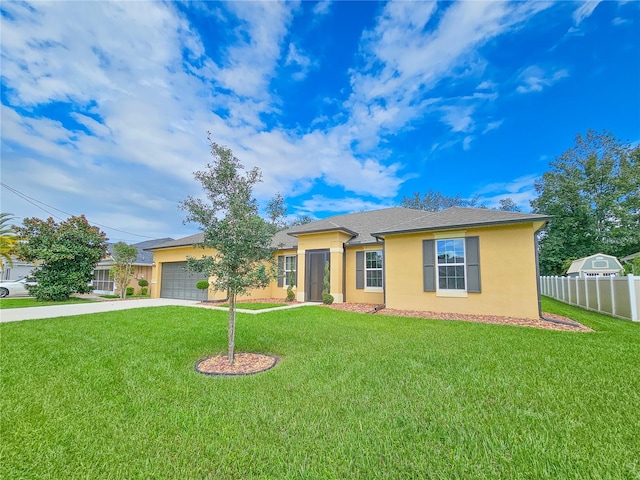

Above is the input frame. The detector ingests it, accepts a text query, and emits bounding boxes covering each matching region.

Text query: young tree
[531,130,640,275]
[111,242,138,298]
[15,215,107,301]
[180,137,277,365]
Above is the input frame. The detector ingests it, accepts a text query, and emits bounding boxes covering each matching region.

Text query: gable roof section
[286,207,427,245]
[372,207,551,237]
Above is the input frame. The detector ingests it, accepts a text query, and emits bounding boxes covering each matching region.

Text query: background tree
[531,130,639,275]
[15,215,107,301]
[498,198,521,212]
[0,213,19,271]
[400,190,482,211]
[181,137,277,365]
[111,242,138,299]
[266,193,314,231]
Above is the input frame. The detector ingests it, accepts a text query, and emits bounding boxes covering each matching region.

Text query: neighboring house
[92,238,173,295]
[566,253,624,278]
[1,257,36,281]
[148,207,550,320]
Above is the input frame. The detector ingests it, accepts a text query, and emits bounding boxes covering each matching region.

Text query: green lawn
[1,297,638,479]
[219,302,288,310]
[0,296,98,309]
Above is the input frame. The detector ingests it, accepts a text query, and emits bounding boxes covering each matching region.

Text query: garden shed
[566,253,623,277]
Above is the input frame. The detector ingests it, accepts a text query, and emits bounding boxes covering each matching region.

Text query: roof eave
[372,216,552,237]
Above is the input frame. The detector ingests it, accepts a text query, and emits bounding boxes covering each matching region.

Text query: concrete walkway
[0,298,318,323]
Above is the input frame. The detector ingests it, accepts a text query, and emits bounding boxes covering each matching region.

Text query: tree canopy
[181,137,278,364]
[15,215,107,301]
[531,130,640,275]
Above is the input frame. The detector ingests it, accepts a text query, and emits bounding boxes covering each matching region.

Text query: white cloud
[516,65,570,94]
[313,0,332,17]
[474,174,539,211]
[573,1,602,25]
[285,43,317,81]
[345,1,552,147]
[297,195,393,215]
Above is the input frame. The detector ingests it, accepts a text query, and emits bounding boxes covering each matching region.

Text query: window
[365,251,383,288]
[284,255,297,287]
[423,237,480,294]
[93,269,114,291]
[437,239,466,290]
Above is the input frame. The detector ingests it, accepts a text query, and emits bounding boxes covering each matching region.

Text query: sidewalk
[0,298,317,323]
[0,298,201,323]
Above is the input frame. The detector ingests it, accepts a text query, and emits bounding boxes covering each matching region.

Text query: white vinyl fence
[540,275,639,322]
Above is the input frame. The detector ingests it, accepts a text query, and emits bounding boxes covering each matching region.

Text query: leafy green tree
[531,130,640,275]
[181,137,277,365]
[0,212,19,270]
[111,242,138,299]
[15,216,107,301]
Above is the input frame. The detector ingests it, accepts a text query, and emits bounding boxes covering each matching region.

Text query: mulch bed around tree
[196,353,279,376]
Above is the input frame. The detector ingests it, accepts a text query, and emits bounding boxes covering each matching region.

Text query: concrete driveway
[0,298,203,323]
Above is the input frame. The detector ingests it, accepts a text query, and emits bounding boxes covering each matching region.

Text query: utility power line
[1,182,155,239]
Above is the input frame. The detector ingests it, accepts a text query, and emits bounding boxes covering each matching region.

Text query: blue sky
[1,1,638,243]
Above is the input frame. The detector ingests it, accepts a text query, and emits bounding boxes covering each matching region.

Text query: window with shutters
[423,236,480,295]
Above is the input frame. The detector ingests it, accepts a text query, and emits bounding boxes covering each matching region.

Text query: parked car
[0,278,36,298]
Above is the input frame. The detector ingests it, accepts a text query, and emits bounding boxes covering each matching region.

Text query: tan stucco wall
[344,245,385,305]
[295,231,352,302]
[151,245,296,301]
[383,223,541,319]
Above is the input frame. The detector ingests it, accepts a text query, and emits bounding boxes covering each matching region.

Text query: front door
[306,250,330,302]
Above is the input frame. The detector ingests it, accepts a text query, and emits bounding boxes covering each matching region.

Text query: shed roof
[566,253,623,274]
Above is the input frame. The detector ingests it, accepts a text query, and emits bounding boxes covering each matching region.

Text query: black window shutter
[356,251,364,289]
[423,240,435,292]
[466,236,481,293]
[277,256,284,287]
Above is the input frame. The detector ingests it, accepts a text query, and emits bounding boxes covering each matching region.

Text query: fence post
[595,276,601,313]
[610,275,616,317]
[584,277,589,311]
[629,275,638,322]
[575,276,579,306]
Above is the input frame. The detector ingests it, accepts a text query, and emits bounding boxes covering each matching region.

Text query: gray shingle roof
[101,237,174,266]
[146,233,205,251]
[372,207,551,236]
[148,207,551,253]
[286,207,427,245]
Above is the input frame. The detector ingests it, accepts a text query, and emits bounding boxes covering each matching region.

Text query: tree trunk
[228,292,236,365]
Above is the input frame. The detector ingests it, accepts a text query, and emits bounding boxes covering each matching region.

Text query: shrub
[322,261,333,304]
[286,286,295,302]
[322,292,334,304]
[137,279,149,288]
[196,280,210,290]
[126,287,134,297]
[140,287,148,296]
